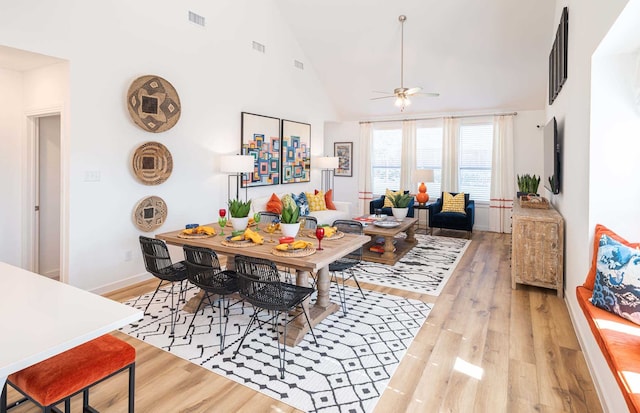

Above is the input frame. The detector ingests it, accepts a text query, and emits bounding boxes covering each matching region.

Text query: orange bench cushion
[8,334,135,406]
[577,286,640,413]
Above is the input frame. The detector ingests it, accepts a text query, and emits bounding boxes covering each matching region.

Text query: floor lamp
[414,169,434,205]
[220,155,254,201]
[316,156,339,194]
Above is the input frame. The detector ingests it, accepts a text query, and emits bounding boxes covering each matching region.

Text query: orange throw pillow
[584,224,640,290]
[325,189,336,210]
[266,193,282,214]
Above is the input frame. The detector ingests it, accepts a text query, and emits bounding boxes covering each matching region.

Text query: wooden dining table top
[156,223,371,273]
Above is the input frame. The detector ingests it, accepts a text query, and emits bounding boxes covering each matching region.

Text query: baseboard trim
[90,271,153,295]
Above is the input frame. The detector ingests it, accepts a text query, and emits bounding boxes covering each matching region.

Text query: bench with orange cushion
[576,224,640,413]
[1,334,135,413]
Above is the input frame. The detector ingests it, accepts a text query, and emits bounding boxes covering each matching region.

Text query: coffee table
[361,216,418,265]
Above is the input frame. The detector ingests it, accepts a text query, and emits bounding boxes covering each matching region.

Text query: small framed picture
[334,142,353,177]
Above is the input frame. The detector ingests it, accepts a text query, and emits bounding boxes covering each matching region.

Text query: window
[371,126,402,195]
[416,123,443,198]
[458,122,493,202]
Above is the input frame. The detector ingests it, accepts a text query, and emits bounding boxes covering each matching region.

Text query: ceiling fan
[371,15,439,111]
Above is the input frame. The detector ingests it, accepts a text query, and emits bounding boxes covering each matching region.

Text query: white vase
[230,216,249,231]
[391,207,408,221]
[280,222,301,238]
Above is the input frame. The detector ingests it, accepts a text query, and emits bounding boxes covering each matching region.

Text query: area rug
[353,233,470,296]
[121,285,431,413]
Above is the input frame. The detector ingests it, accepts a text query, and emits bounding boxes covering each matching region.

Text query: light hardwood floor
[4,231,603,412]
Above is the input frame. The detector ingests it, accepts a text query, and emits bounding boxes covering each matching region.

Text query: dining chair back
[183,245,239,353]
[138,236,188,336]
[232,255,318,378]
[329,220,366,314]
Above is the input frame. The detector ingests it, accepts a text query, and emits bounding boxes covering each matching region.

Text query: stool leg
[128,364,135,413]
[1,382,7,413]
[83,389,89,409]
[64,397,70,412]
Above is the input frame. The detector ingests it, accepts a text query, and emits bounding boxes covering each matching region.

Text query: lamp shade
[415,169,434,183]
[220,155,254,173]
[316,156,339,169]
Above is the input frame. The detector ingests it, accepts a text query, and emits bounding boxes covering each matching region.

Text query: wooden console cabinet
[511,200,564,297]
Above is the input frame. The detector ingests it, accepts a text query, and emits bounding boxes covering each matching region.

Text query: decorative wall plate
[132,141,173,185]
[133,196,167,232]
[127,75,181,133]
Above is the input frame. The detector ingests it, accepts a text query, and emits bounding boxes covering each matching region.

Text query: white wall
[324,110,545,230]
[0,68,23,266]
[546,0,632,411]
[0,0,337,291]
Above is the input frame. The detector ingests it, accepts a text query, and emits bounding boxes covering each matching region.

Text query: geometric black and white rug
[121,284,431,412]
[353,234,470,296]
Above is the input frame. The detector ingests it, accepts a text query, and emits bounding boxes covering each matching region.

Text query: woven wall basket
[127,75,181,133]
[132,141,173,185]
[132,196,167,232]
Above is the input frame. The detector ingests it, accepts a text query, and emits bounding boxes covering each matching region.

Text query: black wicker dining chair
[183,245,239,354]
[138,236,189,336]
[329,219,366,314]
[232,255,318,379]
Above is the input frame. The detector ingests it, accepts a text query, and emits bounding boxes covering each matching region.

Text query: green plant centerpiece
[280,203,300,224]
[517,174,540,195]
[228,199,251,231]
[279,204,301,238]
[390,193,412,208]
[228,199,251,218]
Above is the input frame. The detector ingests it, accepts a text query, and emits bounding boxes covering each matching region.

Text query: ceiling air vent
[188,11,205,26]
[294,60,304,70]
[252,41,266,54]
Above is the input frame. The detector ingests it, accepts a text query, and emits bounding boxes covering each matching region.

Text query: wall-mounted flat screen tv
[543,117,560,194]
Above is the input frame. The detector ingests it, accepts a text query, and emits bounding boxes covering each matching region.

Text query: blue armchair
[428,192,474,238]
[369,191,415,218]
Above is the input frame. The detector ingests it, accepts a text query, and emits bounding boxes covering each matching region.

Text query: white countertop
[0,262,142,382]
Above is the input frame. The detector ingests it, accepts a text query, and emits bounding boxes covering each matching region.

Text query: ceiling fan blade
[414,92,440,97]
[372,90,393,95]
[405,87,422,95]
[370,95,395,100]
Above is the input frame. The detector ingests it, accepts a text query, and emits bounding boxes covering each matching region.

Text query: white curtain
[441,117,460,193]
[489,115,515,233]
[401,120,416,190]
[358,122,373,215]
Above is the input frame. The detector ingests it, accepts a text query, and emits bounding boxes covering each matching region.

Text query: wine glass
[218,209,227,236]
[315,227,325,251]
[265,222,276,243]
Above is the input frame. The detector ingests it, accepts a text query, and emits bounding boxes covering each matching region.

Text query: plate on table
[373,220,400,228]
[220,236,255,247]
[303,229,345,240]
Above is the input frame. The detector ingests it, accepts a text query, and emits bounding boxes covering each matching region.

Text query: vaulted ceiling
[275,0,557,120]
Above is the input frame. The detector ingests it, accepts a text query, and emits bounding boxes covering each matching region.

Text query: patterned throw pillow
[591,235,640,325]
[306,191,327,212]
[265,193,282,214]
[383,189,401,208]
[281,194,296,212]
[290,192,310,216]
[442,192,466,214]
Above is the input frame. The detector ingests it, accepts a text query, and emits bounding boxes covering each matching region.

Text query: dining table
[0,262,143,392]
[156,223,371,346]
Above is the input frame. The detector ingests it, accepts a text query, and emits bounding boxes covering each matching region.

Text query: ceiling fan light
[394,97,403,107]
[404,97,411,106]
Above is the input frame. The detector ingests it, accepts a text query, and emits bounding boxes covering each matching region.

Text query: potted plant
[228,199,251,231]
[279,203,301,238]
[516,174,540,198]
[390,192,412,221]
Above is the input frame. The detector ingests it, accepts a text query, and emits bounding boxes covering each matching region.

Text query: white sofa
[249,192,351,226]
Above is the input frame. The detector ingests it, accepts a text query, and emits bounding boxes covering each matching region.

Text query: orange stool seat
[2,334,135,413]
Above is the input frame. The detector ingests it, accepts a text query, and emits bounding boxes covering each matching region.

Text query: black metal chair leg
[279,311,286,379]
[1,383,7,413]
[301,305,318,346]
[351,269,366,299]
[128,363,135,413]
[233,310,259,359]
[142,280,164,314]
[184,294,206,338]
